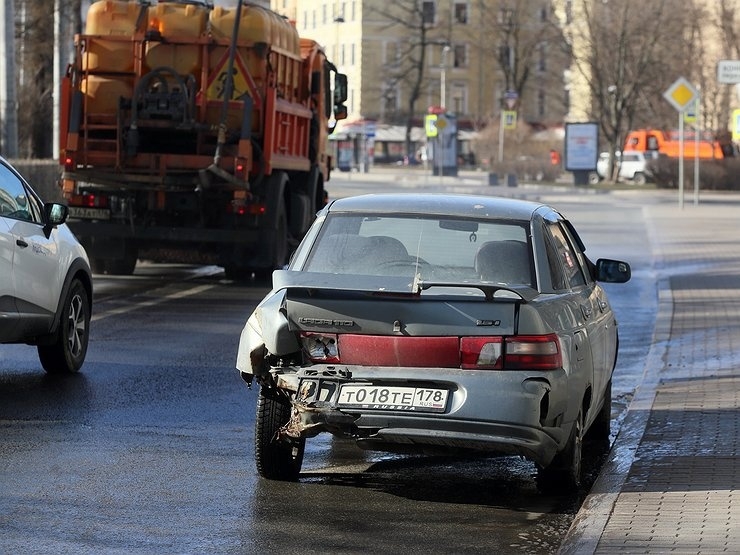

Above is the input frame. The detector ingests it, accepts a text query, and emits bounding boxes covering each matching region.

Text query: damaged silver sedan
[236,193,631,491]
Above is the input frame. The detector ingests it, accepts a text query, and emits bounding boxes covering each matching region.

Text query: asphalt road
[0,174,658,554]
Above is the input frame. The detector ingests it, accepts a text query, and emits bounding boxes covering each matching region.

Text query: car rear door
[560,221,615,400]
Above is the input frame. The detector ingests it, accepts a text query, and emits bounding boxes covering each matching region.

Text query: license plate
[337,384,448,412]
[68,207,110,220]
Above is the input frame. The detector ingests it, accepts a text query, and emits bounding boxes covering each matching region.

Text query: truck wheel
[254,388,304,481]
[536,409,583,493]
[38,279,90,374]
[105,243,138,275]
[90,258,107,274]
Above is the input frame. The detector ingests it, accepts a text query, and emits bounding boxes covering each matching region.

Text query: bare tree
[367,2,445,157]
[15,0,82,158]
[565,0,695,179]
[476,0,568,116]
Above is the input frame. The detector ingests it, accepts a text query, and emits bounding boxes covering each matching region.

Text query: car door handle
[16,238,28,248]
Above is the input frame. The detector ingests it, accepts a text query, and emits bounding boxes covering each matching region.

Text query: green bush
[651,155,740,191]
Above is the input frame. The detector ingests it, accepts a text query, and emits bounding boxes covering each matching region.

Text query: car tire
[255,388,304,481]
[588,172,600,185]
[587,379,612,442]
[633,172,646,185]
[537,409,583,493]
[38,278,90,374]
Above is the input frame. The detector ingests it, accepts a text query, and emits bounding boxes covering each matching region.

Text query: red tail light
[300,332,562,371]
[503,334,562,370]
[461,337,503,369]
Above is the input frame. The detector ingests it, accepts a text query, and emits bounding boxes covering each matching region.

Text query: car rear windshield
[303,213,533,286]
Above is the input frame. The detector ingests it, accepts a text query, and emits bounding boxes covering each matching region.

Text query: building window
[454,2,468,24]
[451,83,467,115]
[453,44,467,68]
[565,0,573,25]
[422,1,436,25]
[322,4,327,25]
[382,82,401,117]
[538,43,546,72]
[498,7,513,30]
[538,89,546,118]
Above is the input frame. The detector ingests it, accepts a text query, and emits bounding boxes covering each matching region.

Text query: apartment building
[271,1,570,137]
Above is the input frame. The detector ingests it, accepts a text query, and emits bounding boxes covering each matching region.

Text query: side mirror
[595,258,631,283]
[333,73,348,104]
[44,202,69,227]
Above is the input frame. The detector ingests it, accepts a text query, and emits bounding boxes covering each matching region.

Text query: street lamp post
[440,45,450,109]
[439,45,450,180]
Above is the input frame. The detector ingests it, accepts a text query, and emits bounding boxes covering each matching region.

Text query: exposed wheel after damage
[38,278,90,374]
[255,387,305,481]
[537,409,583,493]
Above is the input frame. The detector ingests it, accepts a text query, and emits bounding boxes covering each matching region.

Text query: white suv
[592,150,651,185]
[0,156,93,373]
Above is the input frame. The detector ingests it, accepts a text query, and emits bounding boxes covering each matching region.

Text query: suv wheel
[633,172,647,185]
[38,278,90,374]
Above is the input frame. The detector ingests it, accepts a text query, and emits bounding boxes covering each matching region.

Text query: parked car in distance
[236,193,631,491]
[0,156,93,373]
[591,150,652,185]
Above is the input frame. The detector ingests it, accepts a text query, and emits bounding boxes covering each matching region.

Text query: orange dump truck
[60,1,347,278]
[623,129,725,160]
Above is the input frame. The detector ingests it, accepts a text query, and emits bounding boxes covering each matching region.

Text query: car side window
[0,163,38,223]
[546,222,586,288]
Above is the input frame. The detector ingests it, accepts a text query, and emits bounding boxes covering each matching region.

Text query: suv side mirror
[44,202,69,226]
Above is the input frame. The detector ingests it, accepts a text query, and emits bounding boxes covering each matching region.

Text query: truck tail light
[68,193,109,208]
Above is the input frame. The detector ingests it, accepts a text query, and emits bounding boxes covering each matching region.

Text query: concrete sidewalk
[560,194,740,553]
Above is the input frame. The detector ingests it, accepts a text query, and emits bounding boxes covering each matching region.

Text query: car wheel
[537,409,583,493]
[588,172,600,185]
[38,279,90,374]
[633,172,646,185]
[255,388,304,481]
[587,379,612,442]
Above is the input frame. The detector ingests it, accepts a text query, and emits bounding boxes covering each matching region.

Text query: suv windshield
[304,214,533,286]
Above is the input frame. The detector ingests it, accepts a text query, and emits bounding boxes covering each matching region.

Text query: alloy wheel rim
[66,293,86,357]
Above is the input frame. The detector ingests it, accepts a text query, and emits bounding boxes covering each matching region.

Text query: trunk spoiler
[272,270,538,302]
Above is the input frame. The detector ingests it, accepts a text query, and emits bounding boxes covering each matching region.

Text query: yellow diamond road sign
[663,77,699,112]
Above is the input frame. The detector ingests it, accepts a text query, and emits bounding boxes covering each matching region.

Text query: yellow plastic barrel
[81,75,134,114]
[83,0,141,72]
[145,2,208,77]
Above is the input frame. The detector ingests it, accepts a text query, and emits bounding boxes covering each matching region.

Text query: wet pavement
[560,192,740,553]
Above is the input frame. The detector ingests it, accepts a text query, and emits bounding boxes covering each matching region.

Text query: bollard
[507,173,518,187]
[488,173,499,186]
